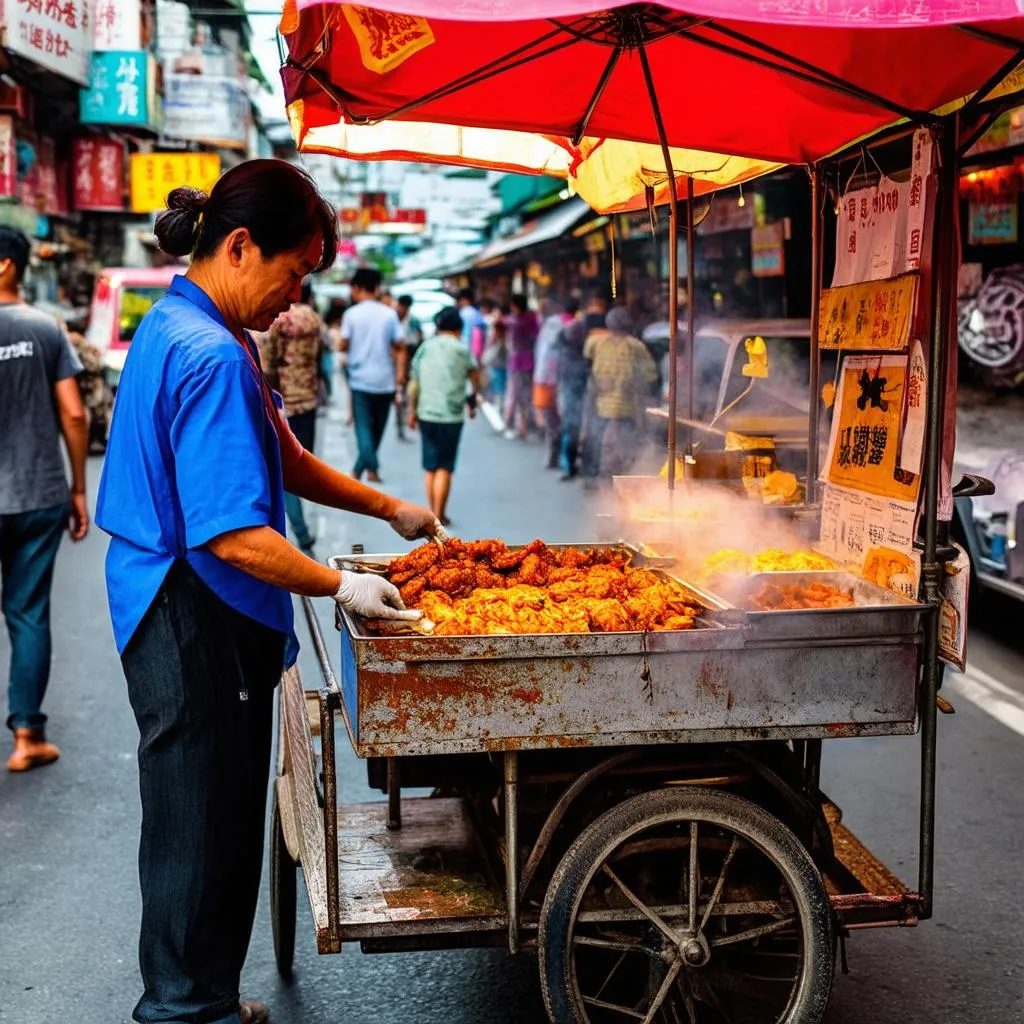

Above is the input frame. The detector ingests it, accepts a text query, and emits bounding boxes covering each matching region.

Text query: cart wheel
[270,792,297,980]
[538,787,833,1024]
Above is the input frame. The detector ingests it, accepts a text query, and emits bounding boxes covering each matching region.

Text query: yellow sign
[824,354,919,504]
[129,153,222,214]
[342,5,435,75]
[819,273,918,351]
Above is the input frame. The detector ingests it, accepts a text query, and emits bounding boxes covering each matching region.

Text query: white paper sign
[899,339,927,475]
[817,483,917,565]
[92,0,140,51]
[3,0,94,85]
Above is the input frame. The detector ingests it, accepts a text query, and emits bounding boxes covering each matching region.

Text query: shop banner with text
[3,0,93,85]
[72,137,124,211]
[129,152,221,213]
[819,273,918,351]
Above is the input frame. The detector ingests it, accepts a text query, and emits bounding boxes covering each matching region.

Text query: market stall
[269,1,1023,1020]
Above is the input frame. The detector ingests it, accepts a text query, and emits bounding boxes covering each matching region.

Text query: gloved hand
[388,500,443,541]
[334,571,423,621]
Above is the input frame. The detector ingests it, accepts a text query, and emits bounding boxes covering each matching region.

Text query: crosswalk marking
[948,663,1024,738]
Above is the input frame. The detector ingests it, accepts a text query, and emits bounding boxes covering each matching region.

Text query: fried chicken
[384,540,703,635]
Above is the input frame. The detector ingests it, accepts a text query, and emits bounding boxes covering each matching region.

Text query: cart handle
[300,595,342,698]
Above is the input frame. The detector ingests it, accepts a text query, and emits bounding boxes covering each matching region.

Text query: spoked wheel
[539,788,833,1024]
[270,791,297,980]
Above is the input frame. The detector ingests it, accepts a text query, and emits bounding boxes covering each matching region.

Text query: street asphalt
[1,394,1023,1024]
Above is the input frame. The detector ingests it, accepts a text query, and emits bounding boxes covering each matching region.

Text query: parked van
[87,267,180,388]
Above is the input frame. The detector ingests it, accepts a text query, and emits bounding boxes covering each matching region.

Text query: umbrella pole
[638,47,680,493]
[807,165,824,503]
[686,175,696,460]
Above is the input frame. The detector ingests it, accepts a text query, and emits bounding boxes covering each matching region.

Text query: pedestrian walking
[0,226,89,772]
[581,305,659,489]
[503,293,539,439]
[457,287,487,359]
[534,299,576,469]
[340,267,407,482]
[325,300,351,424]
[68,323,114,453]
[95,161,440,1024]
[557,287,608,479]
[260,278,324,554]
[407,306,481,525]
[481,299,508,406]
[393,294,424,442]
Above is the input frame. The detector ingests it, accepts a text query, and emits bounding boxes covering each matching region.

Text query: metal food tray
[697,570,927,642]
[326,548,923,758]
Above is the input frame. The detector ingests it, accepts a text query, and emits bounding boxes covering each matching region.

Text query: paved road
[2,400,1023,1024]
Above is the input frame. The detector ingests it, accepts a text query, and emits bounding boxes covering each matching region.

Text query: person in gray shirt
[0,226,89,772]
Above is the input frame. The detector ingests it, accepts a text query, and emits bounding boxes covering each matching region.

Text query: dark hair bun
[154,186,209,257]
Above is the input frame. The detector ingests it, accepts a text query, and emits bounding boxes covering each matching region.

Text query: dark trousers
[559,378,587,475]
[350,389,394,476]
[121,561,285,1024]
[0,501,67,731]
[284,409,316,548]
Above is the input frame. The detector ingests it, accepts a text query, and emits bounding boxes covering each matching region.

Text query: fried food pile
[387,540,703,635]
[697,547,836,584]
[746,581,855,611]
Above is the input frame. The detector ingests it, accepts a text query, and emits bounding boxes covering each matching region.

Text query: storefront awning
[473,198,589,267]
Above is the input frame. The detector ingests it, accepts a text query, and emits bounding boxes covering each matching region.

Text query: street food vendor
[95,161,436,1024]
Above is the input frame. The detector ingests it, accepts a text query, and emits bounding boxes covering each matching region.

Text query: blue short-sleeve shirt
[96,275,298,666]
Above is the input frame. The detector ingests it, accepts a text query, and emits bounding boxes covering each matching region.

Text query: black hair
[352,267,382,293]
[300,278,314,305]
[479,298,496,312]
[0,226,30,281]
[154,159,337,272]
[435,306,463,333]
[510,293,529,313]
[457,287,475,304]
[589,284,614,307]
[397,294,414,307]
[325,300,347,326]
[565,297,581,317]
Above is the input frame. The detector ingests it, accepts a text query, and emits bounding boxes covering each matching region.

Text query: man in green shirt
[408,307,481,526]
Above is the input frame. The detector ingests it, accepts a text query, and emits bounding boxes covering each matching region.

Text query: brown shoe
[7,728,60,772]
[366,470,383,484]
[239,1000,270,1024]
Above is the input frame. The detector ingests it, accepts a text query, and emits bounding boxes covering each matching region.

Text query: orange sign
[819,273,918,351]
[824,354,919,504]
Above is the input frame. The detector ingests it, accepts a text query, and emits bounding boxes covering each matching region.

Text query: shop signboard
[819,273,918,351]
[751,222,785,278]
[2,0,94,85]
[0,116,15,198]
[162,73,249,149]
[967,200,1019,245]
[81,51,155,128]
[339,205,427,234]
[36,137,66,216]
[92,0,140,50]
[72,137,125,212]
[129,152,221,213]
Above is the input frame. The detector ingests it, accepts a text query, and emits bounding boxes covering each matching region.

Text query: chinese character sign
[72,137,125,211]
[81,50,151,127]
[824,354,919,505]
[0,117,15,198]
[819,273,918,351]
[6,0,94,86]
[92,0,140,49]
[129,153,221,213]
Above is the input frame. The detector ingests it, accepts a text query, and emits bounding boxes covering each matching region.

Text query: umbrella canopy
[282,2,1024,168]
[288,109,782,212]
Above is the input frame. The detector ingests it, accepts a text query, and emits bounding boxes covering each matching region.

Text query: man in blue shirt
[96,162,440,1024]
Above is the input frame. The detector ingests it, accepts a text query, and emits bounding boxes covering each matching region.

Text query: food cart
[270,2,1022,1019]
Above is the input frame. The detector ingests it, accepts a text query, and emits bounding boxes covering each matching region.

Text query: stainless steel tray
[696,570,926,642]
[326,550,923,757]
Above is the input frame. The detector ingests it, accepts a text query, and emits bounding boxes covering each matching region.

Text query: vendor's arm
[209,526,338,596]
[277,410,440,539]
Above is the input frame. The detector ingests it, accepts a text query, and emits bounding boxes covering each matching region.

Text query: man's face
[240,234,322,332]
[397,301,411,318]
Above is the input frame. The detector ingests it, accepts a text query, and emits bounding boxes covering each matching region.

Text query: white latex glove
[334,571,423,621]
[388,500,443,541]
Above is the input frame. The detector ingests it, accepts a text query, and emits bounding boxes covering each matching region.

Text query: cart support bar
[504,751,520,955]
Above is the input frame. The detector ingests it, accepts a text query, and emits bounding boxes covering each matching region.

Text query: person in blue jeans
[340,267,407,482]
[0,226,89,772]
